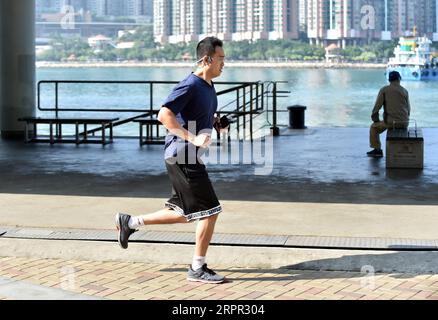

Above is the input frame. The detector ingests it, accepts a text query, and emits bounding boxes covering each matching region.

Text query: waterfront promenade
[36,60,386,69]
[1,127,438,300]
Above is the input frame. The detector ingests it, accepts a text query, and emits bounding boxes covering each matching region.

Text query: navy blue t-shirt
[162,73,218,159]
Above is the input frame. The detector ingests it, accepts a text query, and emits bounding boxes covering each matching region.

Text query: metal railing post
[236,89,240,140]
[262,82,266,110]
[250,84,253,141]
[243,86,246,140]
[256,83,259,111]
[271,81,280,136]
[55,82,59,137]
[37,82,41,111]
[55,82,59,118]
[150,83,153,115]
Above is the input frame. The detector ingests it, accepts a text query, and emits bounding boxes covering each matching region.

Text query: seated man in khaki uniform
[367,71,411,157]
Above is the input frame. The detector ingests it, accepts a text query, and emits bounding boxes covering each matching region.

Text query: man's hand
[190,133,211,148]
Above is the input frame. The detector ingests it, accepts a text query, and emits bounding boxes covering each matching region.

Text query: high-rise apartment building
[392,0,437,38]
[100,0,123,16]
[299,0,307,31]
[36,0,153,17]
[36,0,62,14]
[306,0,438,46]
[435,0,438,40]
[153,0,299,43]
[154,0,171,42]
[37,0,98,15]
[36,0,438,42]
[426,0,438,40]
[268,0,298,40]
[307,0,380,47]
[125,0,153,16]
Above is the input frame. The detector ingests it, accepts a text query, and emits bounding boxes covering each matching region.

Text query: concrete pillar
[0,0,36,139]
[435,0,438,41]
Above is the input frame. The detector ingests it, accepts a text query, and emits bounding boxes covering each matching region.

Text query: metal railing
[262,81,290,131]
[37,79,287,141]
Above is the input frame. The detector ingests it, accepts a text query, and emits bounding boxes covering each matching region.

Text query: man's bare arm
[157,107,211,147]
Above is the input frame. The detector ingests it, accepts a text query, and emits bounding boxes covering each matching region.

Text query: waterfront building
[36,0,153,18]
[298,0,307,33]
[391,0,437,39]
[36,0,62,14]
[307,0,391,47]
[306,0,438,47]
[153,0,299,44]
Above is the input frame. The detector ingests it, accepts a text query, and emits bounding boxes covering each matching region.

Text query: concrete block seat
[386,128,424,169]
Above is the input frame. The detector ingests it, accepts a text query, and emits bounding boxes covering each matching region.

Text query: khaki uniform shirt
[371,83,411,128]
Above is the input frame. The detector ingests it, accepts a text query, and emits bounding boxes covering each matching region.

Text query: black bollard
[270,126,280,136]
[288,105,307,129]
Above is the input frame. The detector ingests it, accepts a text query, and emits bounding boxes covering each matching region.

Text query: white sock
[192,256,206,271]
[128,216,144,229]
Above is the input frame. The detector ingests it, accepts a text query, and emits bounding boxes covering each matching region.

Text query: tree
[120,25,156,49]
[37,26,399,63]
[353,51,377,62]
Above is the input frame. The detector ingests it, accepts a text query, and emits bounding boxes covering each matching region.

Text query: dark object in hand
[219,115,230,128]
[214,115,230,132]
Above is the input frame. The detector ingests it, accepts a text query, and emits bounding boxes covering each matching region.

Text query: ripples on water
[36,67,438,136]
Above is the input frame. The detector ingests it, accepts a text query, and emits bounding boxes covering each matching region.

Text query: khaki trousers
[369,121,389,149]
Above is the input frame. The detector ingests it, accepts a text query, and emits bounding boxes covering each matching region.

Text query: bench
[133,117,166,146]
[133,115,234,146]
[18,117,119,145]
[386,128,424,169]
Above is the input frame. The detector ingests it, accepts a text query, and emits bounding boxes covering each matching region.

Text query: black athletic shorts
[164,161,222,222]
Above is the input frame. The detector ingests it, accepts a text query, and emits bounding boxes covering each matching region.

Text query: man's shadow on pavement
[161,250,438,282]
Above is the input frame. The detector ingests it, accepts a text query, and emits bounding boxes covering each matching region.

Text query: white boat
[386,36,438,81]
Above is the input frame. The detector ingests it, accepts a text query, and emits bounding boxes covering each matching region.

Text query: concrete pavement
[0,274,102,300]
[0,255,437,300]
[2,193,438,239]
[1,128,438,299]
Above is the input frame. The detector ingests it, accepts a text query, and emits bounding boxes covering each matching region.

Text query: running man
[115,37,227,284]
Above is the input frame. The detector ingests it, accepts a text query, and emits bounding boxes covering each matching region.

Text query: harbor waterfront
[36,66,438,135]
[36,61,386,69]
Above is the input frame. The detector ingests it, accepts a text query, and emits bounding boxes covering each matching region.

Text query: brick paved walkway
[0,256,438,300]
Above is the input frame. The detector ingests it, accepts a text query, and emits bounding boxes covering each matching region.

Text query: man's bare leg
[139,208,189,225]
[194,214,219,257]
[116,208,188,249]
[187,214,225,283]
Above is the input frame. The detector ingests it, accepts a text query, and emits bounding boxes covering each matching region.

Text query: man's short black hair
[196,37,223,60]
[388,71,401,82]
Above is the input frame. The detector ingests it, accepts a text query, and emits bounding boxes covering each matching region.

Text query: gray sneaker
[187,264,225,284]
[115,213,136,249]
